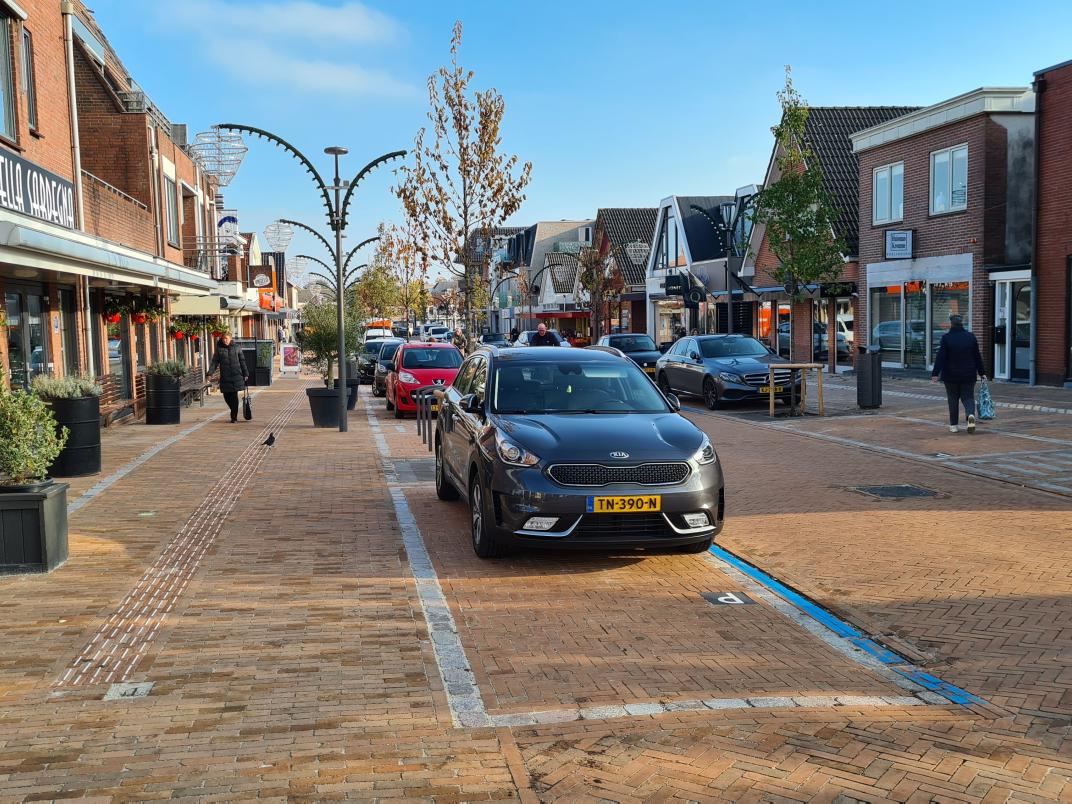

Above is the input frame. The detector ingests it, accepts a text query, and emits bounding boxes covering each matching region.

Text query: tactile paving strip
[55,390,305,688]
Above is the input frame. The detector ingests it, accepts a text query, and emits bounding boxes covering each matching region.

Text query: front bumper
[717,377,802,402]
[486,461,724,549]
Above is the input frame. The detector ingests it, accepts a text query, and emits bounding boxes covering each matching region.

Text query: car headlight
[399,371,418,384]
[693,434,717,465]
[718,371,744,384]
[495,430,540,467]
[376,363,387,374]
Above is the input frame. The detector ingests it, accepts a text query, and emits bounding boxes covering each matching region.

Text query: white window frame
[872,161,903,225]
[164,176,179,246]
[930,144,968,215]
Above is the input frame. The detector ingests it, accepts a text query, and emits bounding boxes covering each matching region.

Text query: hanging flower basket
[173,330,184,340]
[132,312,147,325]
[107,313,122,324]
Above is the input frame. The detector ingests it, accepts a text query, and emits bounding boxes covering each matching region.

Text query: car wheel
[435,437,459,501]
[677,535,714,553]
[658,373,672,396]
[703,377,721,410]
[469,473,502,559]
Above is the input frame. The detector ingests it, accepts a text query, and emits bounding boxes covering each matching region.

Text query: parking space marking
[363,399,972,729]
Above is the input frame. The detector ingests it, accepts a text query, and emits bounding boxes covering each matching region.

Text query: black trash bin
[857,345,882,409]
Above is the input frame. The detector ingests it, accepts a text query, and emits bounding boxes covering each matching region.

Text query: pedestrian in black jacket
[530,323,559,347]
[210,334,248,423]
[930,314,986,434]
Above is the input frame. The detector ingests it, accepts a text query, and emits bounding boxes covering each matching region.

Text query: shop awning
[0,215,218,294]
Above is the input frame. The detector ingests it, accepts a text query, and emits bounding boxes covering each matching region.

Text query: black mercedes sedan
[596,333,662,378]
[434,346,724,558]
[655,334,800,410]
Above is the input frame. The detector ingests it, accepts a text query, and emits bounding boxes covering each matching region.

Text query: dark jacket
[210,342,248,393]
[530,331,559,347]
[931,326,984,383]
[451,333,468,353]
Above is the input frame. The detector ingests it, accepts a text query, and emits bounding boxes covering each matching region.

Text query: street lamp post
[219,122,404,432]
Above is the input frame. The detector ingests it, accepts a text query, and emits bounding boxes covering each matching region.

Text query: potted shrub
[31,375,103,477]
[255,341,274,387]
[295,301,360,426]
[0,372,70,572]
[145,360,186,425]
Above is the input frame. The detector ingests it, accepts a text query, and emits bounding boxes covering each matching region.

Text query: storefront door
[1012,282,1031,381]
[904,281,927,369]
[4,290,50,388]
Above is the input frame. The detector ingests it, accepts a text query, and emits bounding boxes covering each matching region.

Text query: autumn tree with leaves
[576,246,626,339]
[751,67,845,299]
[396,21,532,331]
[376,221,429,334]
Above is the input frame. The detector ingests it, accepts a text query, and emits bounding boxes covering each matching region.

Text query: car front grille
[743,369,793,387]
[570,513,676,540]
[547,462,690,487]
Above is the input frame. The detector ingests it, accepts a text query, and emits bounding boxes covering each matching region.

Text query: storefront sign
[0,147,76,229]
[249,264,276,291]
[884,230,913,259]
[280,343,301,374]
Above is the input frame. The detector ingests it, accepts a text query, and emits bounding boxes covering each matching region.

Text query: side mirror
[460,393,484,415]
[690,352,701,362]
[666,393,682,412]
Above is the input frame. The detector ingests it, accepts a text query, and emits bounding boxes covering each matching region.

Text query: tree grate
[850,484,941,500]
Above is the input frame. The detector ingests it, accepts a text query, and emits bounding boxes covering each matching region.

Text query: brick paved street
[0,377,1069,800]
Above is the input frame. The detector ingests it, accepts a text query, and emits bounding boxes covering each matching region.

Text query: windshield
[362,341,385,354]
[608,335,656,353]
[493,360,668,414]
[379,342,402,360]
[699,337,770,358]
[402,347,462,369]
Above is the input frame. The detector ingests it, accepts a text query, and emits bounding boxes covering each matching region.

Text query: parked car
[434,346,724,558]
[596,333,661,376]
[372,339,404,397]
[424,326,451,343]
[512,329,571,347]
[656,334,801,410]
[479,332,511,347]
[386,342,464,418]
[358,337,403,384]
[777,322,851,361]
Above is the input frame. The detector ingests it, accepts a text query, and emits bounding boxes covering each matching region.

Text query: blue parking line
[708,544,987,708]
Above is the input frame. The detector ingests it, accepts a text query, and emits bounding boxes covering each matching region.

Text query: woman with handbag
[930,314,986,434]
[209,333,249,423]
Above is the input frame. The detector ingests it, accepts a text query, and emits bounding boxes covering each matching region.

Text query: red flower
[174,331,184,340]
[132,313,147,324]
[107,313,121,324]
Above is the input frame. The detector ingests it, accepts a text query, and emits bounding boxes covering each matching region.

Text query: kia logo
[609,451,629,459]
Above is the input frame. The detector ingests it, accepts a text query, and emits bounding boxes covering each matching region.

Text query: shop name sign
[885,230,913,260]
[0,148,76,229]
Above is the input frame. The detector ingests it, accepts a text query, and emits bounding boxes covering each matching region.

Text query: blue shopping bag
[977,378,995,420]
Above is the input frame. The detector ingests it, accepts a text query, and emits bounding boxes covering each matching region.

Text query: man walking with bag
[930,314,986,434]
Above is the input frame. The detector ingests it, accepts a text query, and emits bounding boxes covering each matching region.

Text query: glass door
[904,281,927,369]
[870,286,902,364]
[1012,282,1031,381]
[4,292,26,387]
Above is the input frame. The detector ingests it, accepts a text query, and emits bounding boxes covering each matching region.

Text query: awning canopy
[0,214,218,294]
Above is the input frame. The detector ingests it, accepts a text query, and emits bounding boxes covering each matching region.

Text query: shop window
[873,162,903,224]
[21,27,36,132]
[931,145,968,214]
[59,289,79,376]
[0,17,15,141]
[930,281,969,357]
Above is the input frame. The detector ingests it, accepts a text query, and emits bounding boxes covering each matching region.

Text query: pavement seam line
[822,382,1072,415]
[66,390,264,517]
[364,398,955,730]
[55,389,305,689]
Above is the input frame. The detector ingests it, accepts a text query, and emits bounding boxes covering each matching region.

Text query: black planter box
[0,481,69,573]
[306,386,341,428]
[333,378,360,410]
[146,374,181,425]
[255,366,272,387]
[48,396,102,477]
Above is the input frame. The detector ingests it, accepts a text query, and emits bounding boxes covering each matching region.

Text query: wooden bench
[180,367,211,407]
[97,373,134,427]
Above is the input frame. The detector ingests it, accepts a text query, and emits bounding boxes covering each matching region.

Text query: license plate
[643,366,656,374]
[586,495,661,513]
[430,403,439,413]
[759,385,784,393]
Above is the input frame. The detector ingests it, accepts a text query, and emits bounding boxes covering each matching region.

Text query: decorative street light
[218,122,404,432]
[263,221,294,252]
[189,127,248,187]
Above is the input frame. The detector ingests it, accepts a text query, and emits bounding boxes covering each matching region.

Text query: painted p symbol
[701,591,755,605]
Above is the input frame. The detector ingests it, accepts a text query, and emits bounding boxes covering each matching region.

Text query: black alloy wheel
[435,438,459,501]
[469,474,501,559]
[703,377,721,410]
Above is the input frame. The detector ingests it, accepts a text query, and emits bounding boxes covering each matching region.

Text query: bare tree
[396,21,532,331]
[576,246,625,338]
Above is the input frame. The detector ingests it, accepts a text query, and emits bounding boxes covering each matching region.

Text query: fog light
[524,516,558,531]
[683,512,710,528]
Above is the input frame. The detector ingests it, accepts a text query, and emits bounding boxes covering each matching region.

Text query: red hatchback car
[386,342,463,418]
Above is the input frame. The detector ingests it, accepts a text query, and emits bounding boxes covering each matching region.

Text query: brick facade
[1035,61,1072,385]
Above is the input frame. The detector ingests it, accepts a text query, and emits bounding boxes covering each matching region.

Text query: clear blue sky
[89,0,1071,273]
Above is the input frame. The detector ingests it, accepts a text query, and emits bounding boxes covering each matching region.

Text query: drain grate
[851,484,940,500]
[103,681,154,700]
[390,459,435,484]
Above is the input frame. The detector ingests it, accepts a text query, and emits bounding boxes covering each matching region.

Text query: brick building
[1034,60,1072,387]
[743,107,918,369]
[851,88,1036,380]
[0,2,270,409]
